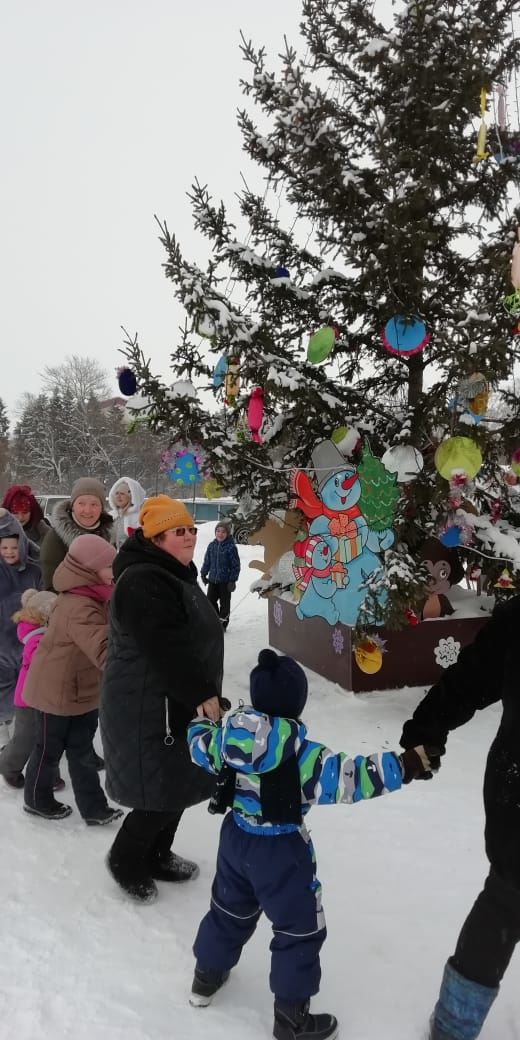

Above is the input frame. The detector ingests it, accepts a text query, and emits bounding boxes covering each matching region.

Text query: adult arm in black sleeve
[400,610,506,752]
[114,569,220,710]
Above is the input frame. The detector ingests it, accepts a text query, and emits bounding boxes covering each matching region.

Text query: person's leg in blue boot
[430,869,520,1039]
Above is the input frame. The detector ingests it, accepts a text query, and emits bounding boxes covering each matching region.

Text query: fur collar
[52,499,113,549]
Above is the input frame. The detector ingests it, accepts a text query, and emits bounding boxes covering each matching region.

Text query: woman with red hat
[1,485,49,547]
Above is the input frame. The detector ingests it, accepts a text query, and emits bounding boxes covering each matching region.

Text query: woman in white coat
[108,478,146,550]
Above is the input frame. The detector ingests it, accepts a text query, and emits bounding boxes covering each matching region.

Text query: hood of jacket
[108,477,146,517]
[16,619,43,643]
[53,554,104,593]
[51,499,113,549]
[220,706,306,775]
[113,527,198,584]
[0,508,32,569]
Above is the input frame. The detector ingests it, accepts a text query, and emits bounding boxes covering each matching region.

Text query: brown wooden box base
[267,595,489,692]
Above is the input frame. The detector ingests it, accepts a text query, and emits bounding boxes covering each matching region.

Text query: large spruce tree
[124,0,520,623]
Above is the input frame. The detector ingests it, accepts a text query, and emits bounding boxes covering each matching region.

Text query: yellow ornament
[494,568,514,590]
[473,87,488,163]
[435,437,482,481]
[465,373,489,417]
[354,639,383,675]
[203,479,222,500]
[225,359,240,405]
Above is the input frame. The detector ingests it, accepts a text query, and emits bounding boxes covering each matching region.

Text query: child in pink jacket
[0,589,57,788]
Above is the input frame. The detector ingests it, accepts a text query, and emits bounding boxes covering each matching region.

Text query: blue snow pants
[193,812,326,1002]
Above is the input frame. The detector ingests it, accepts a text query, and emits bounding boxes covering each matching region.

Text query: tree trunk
[407,353,424,408]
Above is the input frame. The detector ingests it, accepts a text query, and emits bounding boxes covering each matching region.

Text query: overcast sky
[1,0,395,420]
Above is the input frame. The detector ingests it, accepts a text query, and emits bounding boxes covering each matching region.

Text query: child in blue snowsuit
[188,648,438,1040]
[200,519,240,631]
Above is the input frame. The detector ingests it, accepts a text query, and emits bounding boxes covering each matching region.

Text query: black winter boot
[151,851,200,882]
[85,807,124,826]
[23,801,73,820]
[189,967,230,1007]
[106,829,158,904]
[273,1001,338,1040]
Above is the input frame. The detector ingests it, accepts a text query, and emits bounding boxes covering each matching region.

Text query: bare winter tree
[41,354,110,404]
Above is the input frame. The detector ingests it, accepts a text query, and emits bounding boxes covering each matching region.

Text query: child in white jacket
[108,478,146,550]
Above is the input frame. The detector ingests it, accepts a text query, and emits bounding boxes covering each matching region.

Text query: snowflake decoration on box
[332,627,344,655]
[273,601,283,627]
[433,636,461,669]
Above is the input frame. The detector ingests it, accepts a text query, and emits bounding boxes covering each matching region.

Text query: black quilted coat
[100,530,223,812]
[401,597,520,888]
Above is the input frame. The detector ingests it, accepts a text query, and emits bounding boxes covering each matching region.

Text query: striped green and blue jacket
[188,707,404,836]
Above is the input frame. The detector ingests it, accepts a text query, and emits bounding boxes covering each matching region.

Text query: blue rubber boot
[430,962,498,1040]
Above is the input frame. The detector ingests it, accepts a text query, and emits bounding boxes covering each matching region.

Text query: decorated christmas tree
[123,0,520,629]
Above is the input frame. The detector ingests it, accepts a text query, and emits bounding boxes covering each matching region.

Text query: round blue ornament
[274,265,290,279]
[380,316,429,357]
[117,368,137,396]
[439,526,461,549]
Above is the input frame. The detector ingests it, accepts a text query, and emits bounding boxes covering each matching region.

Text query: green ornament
[357,444,399,531]
[331,426,348,445]
[307,326,335,364]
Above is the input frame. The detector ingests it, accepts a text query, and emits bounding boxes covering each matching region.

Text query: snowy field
[0,523,518,1040]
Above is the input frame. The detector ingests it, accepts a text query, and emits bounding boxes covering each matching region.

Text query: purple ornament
[117,367,137,397]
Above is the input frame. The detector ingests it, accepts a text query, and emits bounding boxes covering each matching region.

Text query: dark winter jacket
[0,511,42,722]
[40,499,113,591]
[400,597,520,888]
[100,530,224,812]
[201,536,241,585]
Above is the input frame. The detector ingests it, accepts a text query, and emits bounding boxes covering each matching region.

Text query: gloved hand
[400,745,443,784]
[219,696,232,716]
[201,575,208,586]
[227,581,236,592]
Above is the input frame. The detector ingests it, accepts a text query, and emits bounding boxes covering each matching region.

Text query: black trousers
[451,868,520,988]
[207,582,231,629]
[24,709,108,819]
[112,809,183,867]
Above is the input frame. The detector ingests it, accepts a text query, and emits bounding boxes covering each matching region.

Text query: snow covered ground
[0,524,518,1040]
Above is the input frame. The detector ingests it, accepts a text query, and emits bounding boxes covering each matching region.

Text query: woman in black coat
[100,495,226,904]
[400,597,520,1040]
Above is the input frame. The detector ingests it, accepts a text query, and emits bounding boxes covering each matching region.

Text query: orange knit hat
[139,495,194,539]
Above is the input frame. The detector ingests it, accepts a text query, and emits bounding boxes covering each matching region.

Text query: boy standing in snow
[200,519,240,631]
[187,649,438,1040]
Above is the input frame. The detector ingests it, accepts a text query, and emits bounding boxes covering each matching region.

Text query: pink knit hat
[68,534,116,571]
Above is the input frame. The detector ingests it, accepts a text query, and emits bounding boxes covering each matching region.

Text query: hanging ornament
[197,315,217,339]
[489,498,502,525]
[494,567,514,590]
[439,525,463,549]
[457,373,489,417]
[225,359,240,406]
[511,449,520,476]
[247,387,264,444]
[511,237,520,291]
[213,355,228,388]
[380,315,429,357]
[382,444,424,483]
[353,635,386,675]
[117,367,137,397]
[511,320,520,336]
[166,449,200,486]
[503,290,520,317]
[331,426,362,458]
[473,87,488,163]
[405,608,419,627]
[273,265,290,280]
[496,82,507,131]
[203,478,223,500]
[504,469,518,487]
[307,326,336,364]
[435,437,482,481]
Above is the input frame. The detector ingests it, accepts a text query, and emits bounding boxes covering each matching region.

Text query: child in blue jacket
[200,519,240,631]
[187,648,438,1040]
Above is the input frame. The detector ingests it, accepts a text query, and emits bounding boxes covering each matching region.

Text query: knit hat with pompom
[249,648,308,720]
[17,588,58,623]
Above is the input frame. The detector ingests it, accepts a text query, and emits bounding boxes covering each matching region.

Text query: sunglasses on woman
[170,526,197,537]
